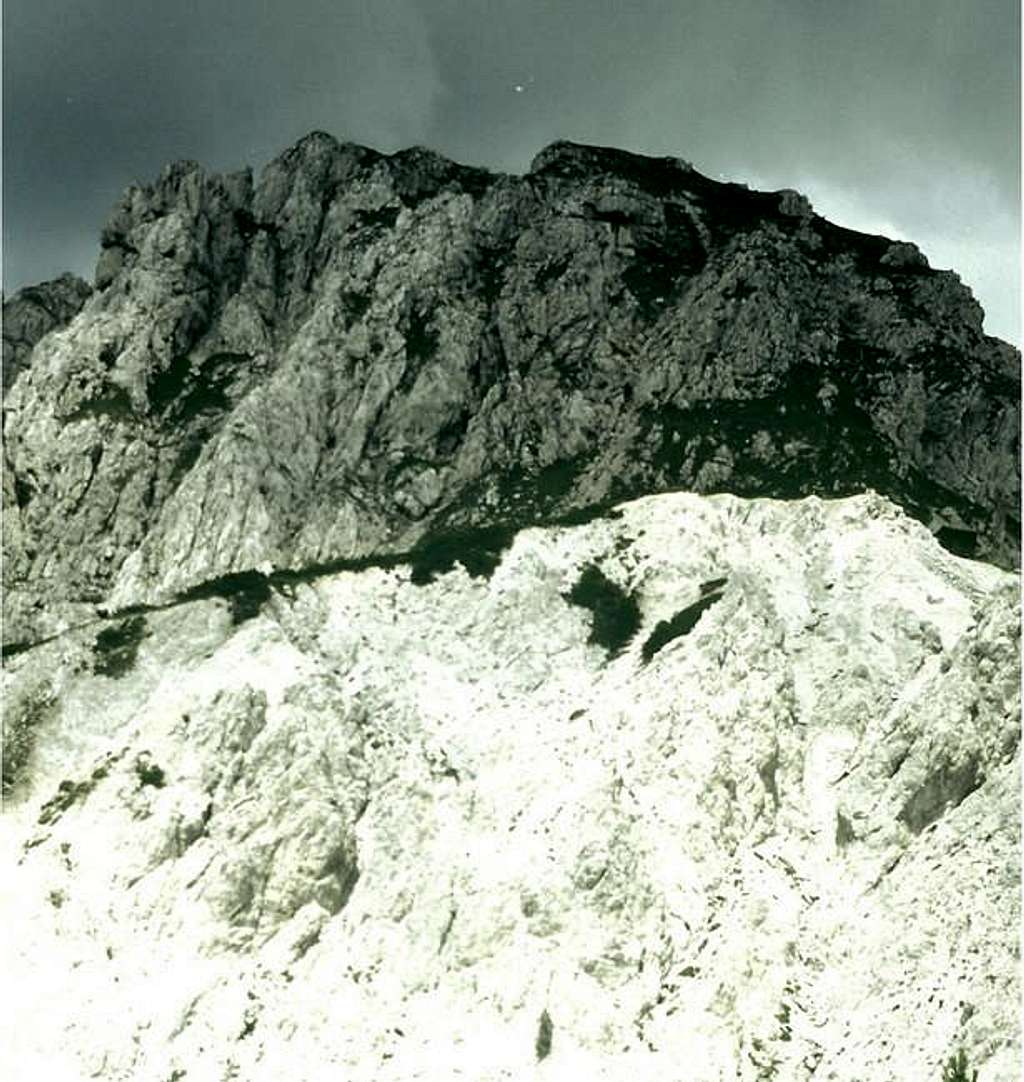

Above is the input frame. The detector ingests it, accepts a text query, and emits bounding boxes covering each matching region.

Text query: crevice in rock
[642,587,725,663]
[897,756,984,834]
[438,907,457,953]
[62,385,136,424]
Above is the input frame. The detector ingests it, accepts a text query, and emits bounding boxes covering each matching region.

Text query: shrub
[535,1009,553,1061]
[93,615,147,678]
[134,754,166,789]
[2,687,56,795]
[407,524,516,585]
[942,1049,978,1082]
[564,565,640,657]
[37,758,114,826]
[178,570,272,626]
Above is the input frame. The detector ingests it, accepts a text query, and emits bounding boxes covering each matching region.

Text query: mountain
[1,132,1018,648]
[1,134,1019,1081]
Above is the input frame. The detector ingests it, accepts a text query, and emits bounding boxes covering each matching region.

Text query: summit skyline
[3,0,1020,342]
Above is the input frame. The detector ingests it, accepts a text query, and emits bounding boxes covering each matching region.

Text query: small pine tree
[941,1049,978,1082]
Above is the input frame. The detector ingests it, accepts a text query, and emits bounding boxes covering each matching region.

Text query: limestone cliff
[1,134,1020,1082]
[2,134,1018,646]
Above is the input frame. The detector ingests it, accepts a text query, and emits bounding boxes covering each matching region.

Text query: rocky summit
[1,132,1019,647]
[1,134,1020,1081]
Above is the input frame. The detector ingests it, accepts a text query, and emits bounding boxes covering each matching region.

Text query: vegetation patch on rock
[563,565,641,657]
[535,1009,553,1061]
[942,1048,978,1082]
[93,615,148,678]
[2,686,56,795]
[408,524,518,585]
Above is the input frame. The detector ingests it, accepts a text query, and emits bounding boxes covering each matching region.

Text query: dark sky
[4,0,1020,341]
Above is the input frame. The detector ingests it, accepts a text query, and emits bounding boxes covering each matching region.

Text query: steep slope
[2,492,1018,1081]
[2,134,1018,646]
[2,272,92,390]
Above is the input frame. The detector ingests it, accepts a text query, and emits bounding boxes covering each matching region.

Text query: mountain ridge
[2,131,1019,648]
[1,133,1019,1081]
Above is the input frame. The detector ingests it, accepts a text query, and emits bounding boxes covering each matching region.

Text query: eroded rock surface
[2,134,1019,645]
[2,134,1019,1081]
[1,492,1018,1081]
[2,272,93,390]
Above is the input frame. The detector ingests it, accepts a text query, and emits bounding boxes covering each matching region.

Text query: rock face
[2,272,92,390]
[2,134,1020,1081]
[1,133,1019,645]
[2,492,1018,1081]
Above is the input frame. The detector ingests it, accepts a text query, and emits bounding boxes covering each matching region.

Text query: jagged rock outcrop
[2,133,1020,1081]
[2,492,1018,1081]
[2,133,1019,646]
[2,272,92,390]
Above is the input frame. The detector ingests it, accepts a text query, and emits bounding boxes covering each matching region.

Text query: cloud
[409,0,1018,338]
[4,0,1017,340]
[3,0,442,290]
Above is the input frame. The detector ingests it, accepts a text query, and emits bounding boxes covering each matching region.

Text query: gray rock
[2,272,92,390]
[2,133,1019,649]
[880,240,929,270]
[1,132,1018,1082]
